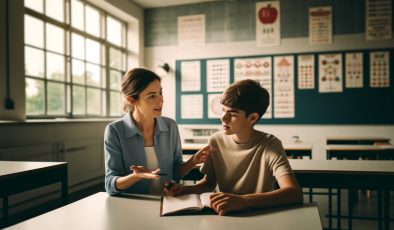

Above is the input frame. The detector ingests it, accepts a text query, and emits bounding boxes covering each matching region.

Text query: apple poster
[256,1,280,47]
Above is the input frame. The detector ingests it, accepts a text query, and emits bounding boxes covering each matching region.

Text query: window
[24,0,126,117]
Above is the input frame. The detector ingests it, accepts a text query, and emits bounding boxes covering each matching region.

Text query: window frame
[24,0,127,119]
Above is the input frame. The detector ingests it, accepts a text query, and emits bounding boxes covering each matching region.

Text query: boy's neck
[232,128,256,144]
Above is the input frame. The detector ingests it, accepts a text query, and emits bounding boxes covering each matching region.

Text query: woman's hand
[164,181,184,197]
[210,192,248,216]
[193,146,216,165]
[130,165,161,179]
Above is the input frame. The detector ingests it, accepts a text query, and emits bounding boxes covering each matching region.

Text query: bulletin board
[175,48,394,125]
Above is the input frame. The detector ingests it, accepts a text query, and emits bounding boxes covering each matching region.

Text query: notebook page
[199,192,213,208]
[162,194,201,215]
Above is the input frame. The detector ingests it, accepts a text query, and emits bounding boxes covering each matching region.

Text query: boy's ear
[248,112,259,125]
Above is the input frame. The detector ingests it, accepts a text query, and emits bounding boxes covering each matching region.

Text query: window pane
[72,59,85,84]
[86,5,100,37]
[47,52,65,81]
[72,33,85,59]
[86,63,101,87]
[73,86,85,115]
[25,0,43,13]
[71,0,84,31]
[109,70,122,90]
[46,23,65,53]
[26,78,45,115]
[87,88,101,115]
[86,39,100,64]
[109,47,122,70]
[25,15,44,48]
[25,47,44,78]
[110,91,121,116]
[46,0,64,22]
[48,82,65,114]
[106,16,122,46]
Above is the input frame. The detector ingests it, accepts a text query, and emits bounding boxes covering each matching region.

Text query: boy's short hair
[220,79,269,121]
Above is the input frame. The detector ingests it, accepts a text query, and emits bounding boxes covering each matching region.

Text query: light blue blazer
[104,113,183,195]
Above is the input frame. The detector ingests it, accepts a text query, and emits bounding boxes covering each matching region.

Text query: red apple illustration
[258,4,278,24]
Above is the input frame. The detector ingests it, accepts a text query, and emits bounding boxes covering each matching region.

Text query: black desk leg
[329,188,332,229]
[337,188,341,230]
[309,188,313,202]
[348,189,353,230]
[384,190,389,230]
[3,195,8,227]
[61,168,68,205]
[378,190,382,230]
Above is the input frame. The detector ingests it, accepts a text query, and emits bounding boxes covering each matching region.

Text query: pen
[157,173,167,176]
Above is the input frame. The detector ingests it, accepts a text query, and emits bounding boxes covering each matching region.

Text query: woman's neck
[131,111,155,133]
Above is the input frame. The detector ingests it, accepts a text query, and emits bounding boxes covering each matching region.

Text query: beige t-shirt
[200,130,293,195]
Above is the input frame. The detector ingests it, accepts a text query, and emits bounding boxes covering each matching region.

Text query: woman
[104,68,213,195]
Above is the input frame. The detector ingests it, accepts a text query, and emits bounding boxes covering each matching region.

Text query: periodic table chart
[175,48,394,125]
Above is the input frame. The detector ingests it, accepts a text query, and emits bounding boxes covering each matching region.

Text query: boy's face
[220,105,255,136]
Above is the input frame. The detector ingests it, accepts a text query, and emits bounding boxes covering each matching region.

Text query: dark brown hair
[121,68,161,112]
[220,79,269,121]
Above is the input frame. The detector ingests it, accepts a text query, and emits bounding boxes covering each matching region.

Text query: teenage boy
[166,79,303,215]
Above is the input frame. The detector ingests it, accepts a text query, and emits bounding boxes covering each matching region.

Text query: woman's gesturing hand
[130,165,161,179]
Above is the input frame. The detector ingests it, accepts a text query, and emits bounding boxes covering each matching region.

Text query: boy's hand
[130,165,160,179]
[210,192,247,216]
[164,181,184,196]
[193,146,216,165]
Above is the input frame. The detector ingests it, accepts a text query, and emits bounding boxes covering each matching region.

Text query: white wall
[145,34,394,159]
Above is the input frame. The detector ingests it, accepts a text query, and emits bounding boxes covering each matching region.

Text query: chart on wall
[274,56,295,118]
[318,53,343,93]
[345,52,363,88]
[234,57,272,119]
[175,48,394,124]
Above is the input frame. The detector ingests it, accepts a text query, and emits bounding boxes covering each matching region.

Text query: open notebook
[160,192,213,216]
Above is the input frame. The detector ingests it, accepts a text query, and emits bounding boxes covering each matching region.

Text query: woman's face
[132,80,163,117]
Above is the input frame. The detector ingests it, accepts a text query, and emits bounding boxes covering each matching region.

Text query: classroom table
[4,192,323,230]
[0,161,68,226]
[290,159,394,230]
[181,158,394,230]
[326,136,391,145]
[183,143,313,159]
[326,144,394,160]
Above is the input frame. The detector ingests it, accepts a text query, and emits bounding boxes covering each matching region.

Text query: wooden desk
[4,192,323,230]
[326,144,394,160]
[326,136,391,145]
[0,161,68,226]
[183,143,313,159]
[290,159,394,230]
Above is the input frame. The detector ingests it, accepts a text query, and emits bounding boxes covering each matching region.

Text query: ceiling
[128,0,222,9]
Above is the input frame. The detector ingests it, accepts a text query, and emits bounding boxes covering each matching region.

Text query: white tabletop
[326,144,394,151]
[5,192,323,230]
[289,159,394,174]
[0,161,67,177]
[326,136,391,141]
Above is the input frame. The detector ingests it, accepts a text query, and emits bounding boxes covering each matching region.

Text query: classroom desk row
[183,143,313,159]
[326,144,394,160]
[2,159,394,230]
